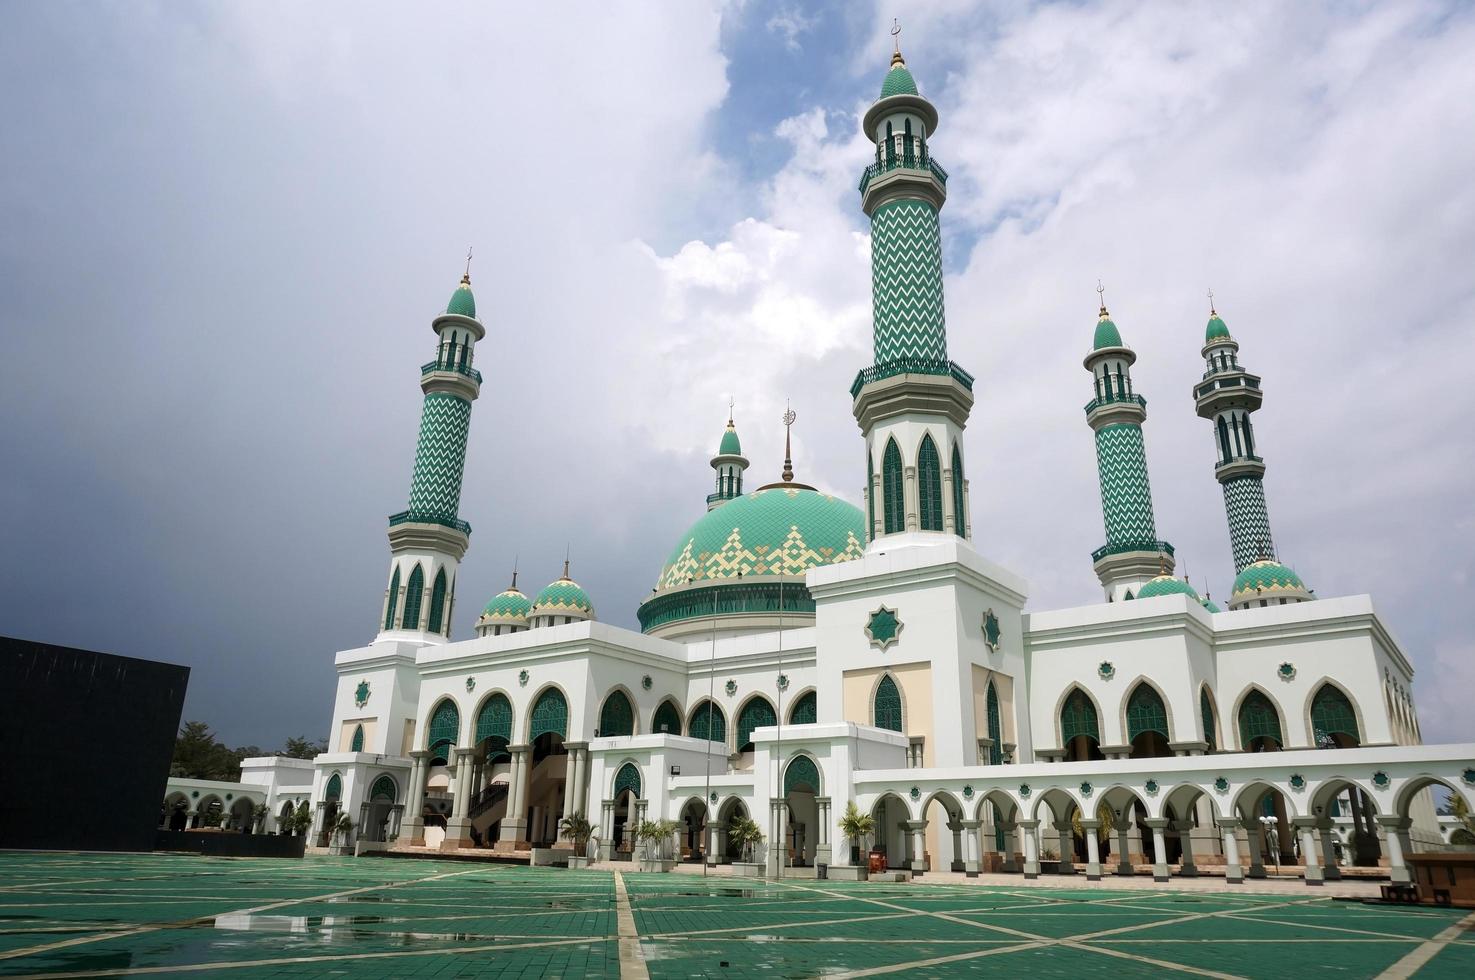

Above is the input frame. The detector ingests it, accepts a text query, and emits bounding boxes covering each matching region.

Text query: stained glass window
[951,443,966,537]
[918,434,943,531]
[1201,688,1216,751]
[875,675,903,732]
[613,762,642,798]
[369,775,396,802]
[689,701,725,744]
[529,688,568,740]
[1126,684,1169,740]
[1311,685,1359,744]
[428,699,459,764]
[599,691,635,737]
[986,682,1002,765]
[427,567,448,634]
[402,564,425,631]
[324,773,342,802]
[1060,689,1099,744]
[789,691,817,726]
[736,697,776,752]
[784,755,820,795]
[652,700,682,736]
[384,567,400,631]
[882,439,904,533]
[1238,690,1283,749]
[349,724,364,752]
[475,693,512,745]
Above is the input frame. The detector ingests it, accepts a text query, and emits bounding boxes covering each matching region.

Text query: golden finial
[1208,287,1217,316]
[890,18,905,66]
[1097,279,1109,318]
[727,397,735,428]
[461,246,473,287]
[1159,553,1170,577]
[782,401,797,483]
[562,544,571,581]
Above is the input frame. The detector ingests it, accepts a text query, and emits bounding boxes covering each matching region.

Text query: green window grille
[369,775,396,802]
[599,691,635,737]
[789,691,817,726]
[530,688,569,740]
[689,701,725,744]
[324,773,342,802]
[736,697,776,752]
[951,443,966,537]
[613,762,642,798]
[993,803,1005,852]
[917,434,943,531]
[402,564,425,631]
[784,755,820,795]
[427,567,448,634]
[475,693,513,745]
[882,438,904,533]
[428,699,459,764]
[1311,685,1360,744]
[1060,689,1100,744]
[874,675,903,732]
[1200,688,1217,751]
[986,682,1002,765]
[866,450,875,542]
[652,700,682,735]
[1238,690,1283,748]
[350,724,364,752]
[384,567,400,631]
[1126,684,1169,741]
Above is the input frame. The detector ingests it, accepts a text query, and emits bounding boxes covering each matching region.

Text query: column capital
[1215,816,1241,830]
[562,741,589,751]
[409,749,431,761]
[958,819,982,830]
[453,746,476,761]
[508,743,531,754]
[905,819,928,831]
[1016,818,1039,830]
[1052,820,1074,833]
[814,796,831,806]
[1142,817,1171,830]
[1290,816,1320,830]
[1374,815,1412,830]
[1079,819,1101,831]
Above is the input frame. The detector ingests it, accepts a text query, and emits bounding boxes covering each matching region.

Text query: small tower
[1084,291,1175,601]
[475,570,531,637]
[852,32,974,546]
[376,265,484,641]
[528,560,595,628]
[1192,299,1311,607]
[707,407,749,510]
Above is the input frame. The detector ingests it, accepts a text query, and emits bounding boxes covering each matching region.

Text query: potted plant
[728,816,765,877]
[290,802,313,837]
[560,812,594,869]
[250,803,268,834]
[331,813,354,854]
[834,802,875,880]
[636,819,680,872]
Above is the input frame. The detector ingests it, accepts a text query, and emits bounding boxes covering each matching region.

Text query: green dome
[1205,314,1230,342]
[655,487,866,591]
[1200,596,1222,613]
[1093,315,1123,350]
[447,276,476,318]
[880,63,918,99]
[479,587,530,623]
[1231,560,1307,601]
[1136,574,1200,600]
[533,576,593,615]
[718,423,742,457]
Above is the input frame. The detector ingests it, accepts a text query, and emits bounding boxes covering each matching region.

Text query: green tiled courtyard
[0,853,1471,978]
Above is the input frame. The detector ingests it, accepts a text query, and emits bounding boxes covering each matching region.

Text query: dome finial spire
[562,543,571,581]
[1097,278,1109,318]
[728,396,735,428]
[890,18,904,66]
[1207,287,1216,316]
[781,401,797,482]
[462,245,473,287]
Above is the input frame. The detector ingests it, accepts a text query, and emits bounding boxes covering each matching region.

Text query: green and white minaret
[1193,299,1311,610]
[852,34,974,546]
[707,407,748,511]
[377,266,484,640]
[1084,292,1174,601]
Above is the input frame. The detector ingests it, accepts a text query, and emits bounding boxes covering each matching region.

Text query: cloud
[766,7,819,52]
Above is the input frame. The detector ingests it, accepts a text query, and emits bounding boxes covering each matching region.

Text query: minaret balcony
[1091,540,1175,564]
[851,357,972,398]
[1214,456,1265,482]
[386,511,471,560]
[1084,392,1147,429]
[420,361,482,400]
[1195,374,1263,417]
[859,155,948,214]
[388,509,471,535]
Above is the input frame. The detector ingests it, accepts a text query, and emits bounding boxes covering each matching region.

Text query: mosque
[179,41,1473,884]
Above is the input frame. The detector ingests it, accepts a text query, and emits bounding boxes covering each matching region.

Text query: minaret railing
[858,156,949,194]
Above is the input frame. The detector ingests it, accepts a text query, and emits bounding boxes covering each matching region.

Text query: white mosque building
[208,43,1474,885]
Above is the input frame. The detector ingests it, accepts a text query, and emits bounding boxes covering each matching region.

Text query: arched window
[866,450,875,540]
[613,762,642,798]
[529,688,568,740]
[951,443,966,538]
[384,567,400,631]
[1217,416,1231,464]
[985,681,1002,765]
[784,755,820,795]
[427,568,448,634]
[349,724,364,753]
[599,691,635,738]
[369,775,396,802]
[428,700,459,765]
[882,438,904,533]
[402,564,425,631]
[1311,684,1360,747]
[475,693,512,759]
[1126,684,1169,741]
[917,434,943,531]
[1242,414,1256,456]
[324,773,342,802]
[652,700,682,736]
[1238,690,1283,750]
[1201,688,1217,752]
[1060,689,1099,745]
[789,691,817,726]
[736,697,776,753]
[874,675,903,732]
[689,701,725,744]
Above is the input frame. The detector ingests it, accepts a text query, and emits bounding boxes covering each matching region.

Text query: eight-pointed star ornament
[865,605,903,651]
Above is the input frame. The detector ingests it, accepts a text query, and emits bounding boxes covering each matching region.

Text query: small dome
[880,63,918,99]
[1200,596,1222,613]
[532,573,594,617]
[447,275,476,319]
[1205,314,1230,342]
[718,423,742,457]
[1231,560,1310,606]
[1136,574,1200,600]
[478,587,531,624]
[1093,315,1123,350]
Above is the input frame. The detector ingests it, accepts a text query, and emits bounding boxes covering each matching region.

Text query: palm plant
[635,819,681,862]
[727,815,765,863]
[559,812,593,854]
[251,803,268,833]
[837,801,876,865]
[290,801,313,836]
[332,813,354,847]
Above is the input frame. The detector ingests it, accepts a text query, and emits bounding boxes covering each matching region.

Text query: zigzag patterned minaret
[1084,293,1175,601]
[853,37,974,546]
[376,267,484,641]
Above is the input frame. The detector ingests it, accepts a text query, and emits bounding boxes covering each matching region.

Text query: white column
[814,797,832,868]
[1053,821,1075,874]
[1173,819,1198,877]
[1243,819,1267,878]
[903,465,919,531]
[1295,818,1324,885]
[1020,820,1040,879]
[949,822,965,872]
[1082,820,1102,880]
[498,744,530,847]
[599,800,616,861]
[1115,820,1133,876]
[998,820,1019,873]
[960,819,982,877]
[1378,816,1414,885]
[400,751,430,844]
[1145,818,1169,882]
[941,468,956,534]
[908,820,928,875]
[445,747,475,848]
[1218,818,1244,883]
[1318,823,1342,881]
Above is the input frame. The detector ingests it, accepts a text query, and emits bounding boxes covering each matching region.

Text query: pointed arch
[1125,681,1170,741]
[866,450,875,541]
[402,563,425,631]
[1309,681,1361,747]
[688,699,726,745]
[383,566,400,631]
[985,680,1002,764]
[427,567,448,634]
[474,691,513,757]
[1200,684,1218,752]
[652,698,683,736]
[1058,686,1102,759]
[1236,687,1284,750]
[783,754,821,795]
[324,772,342,802]
[369,774,397,802]
[882,437,904,533]
[788,689,817,726]
[873,674,903,732]
[951,442,966,537]
[349,724,364,753]
[736,695,777,753]
[598,689,636,738]
[528,686,569,741]
[612,762,642,799]
[426,698,460,764]
[917,433,943,531]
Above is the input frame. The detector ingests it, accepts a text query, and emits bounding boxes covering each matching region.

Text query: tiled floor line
[612,871,649,980]
[1375,910,1475,979]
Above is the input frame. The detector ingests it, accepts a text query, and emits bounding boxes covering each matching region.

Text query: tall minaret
[1193,298,1311,609]
[377,264,484,640]
[707,406,748,510]
[1084,290,1174,601]
[853,29,974,546]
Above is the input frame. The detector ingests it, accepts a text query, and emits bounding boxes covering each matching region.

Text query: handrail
[850,358,973,398]
[421,361,483,384]
[1083,393,1147,414]
[388,510,472,535]
[1091,541,1176,563]
[859,155,949,194]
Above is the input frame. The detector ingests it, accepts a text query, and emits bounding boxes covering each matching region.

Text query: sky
[2,1,1473,749]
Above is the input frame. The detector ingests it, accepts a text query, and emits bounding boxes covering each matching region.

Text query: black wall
[0,635,188,851]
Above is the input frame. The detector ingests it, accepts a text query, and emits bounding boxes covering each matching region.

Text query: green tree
[170,721,242,781]
[837,801,875,865]
[279,735,326,759]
